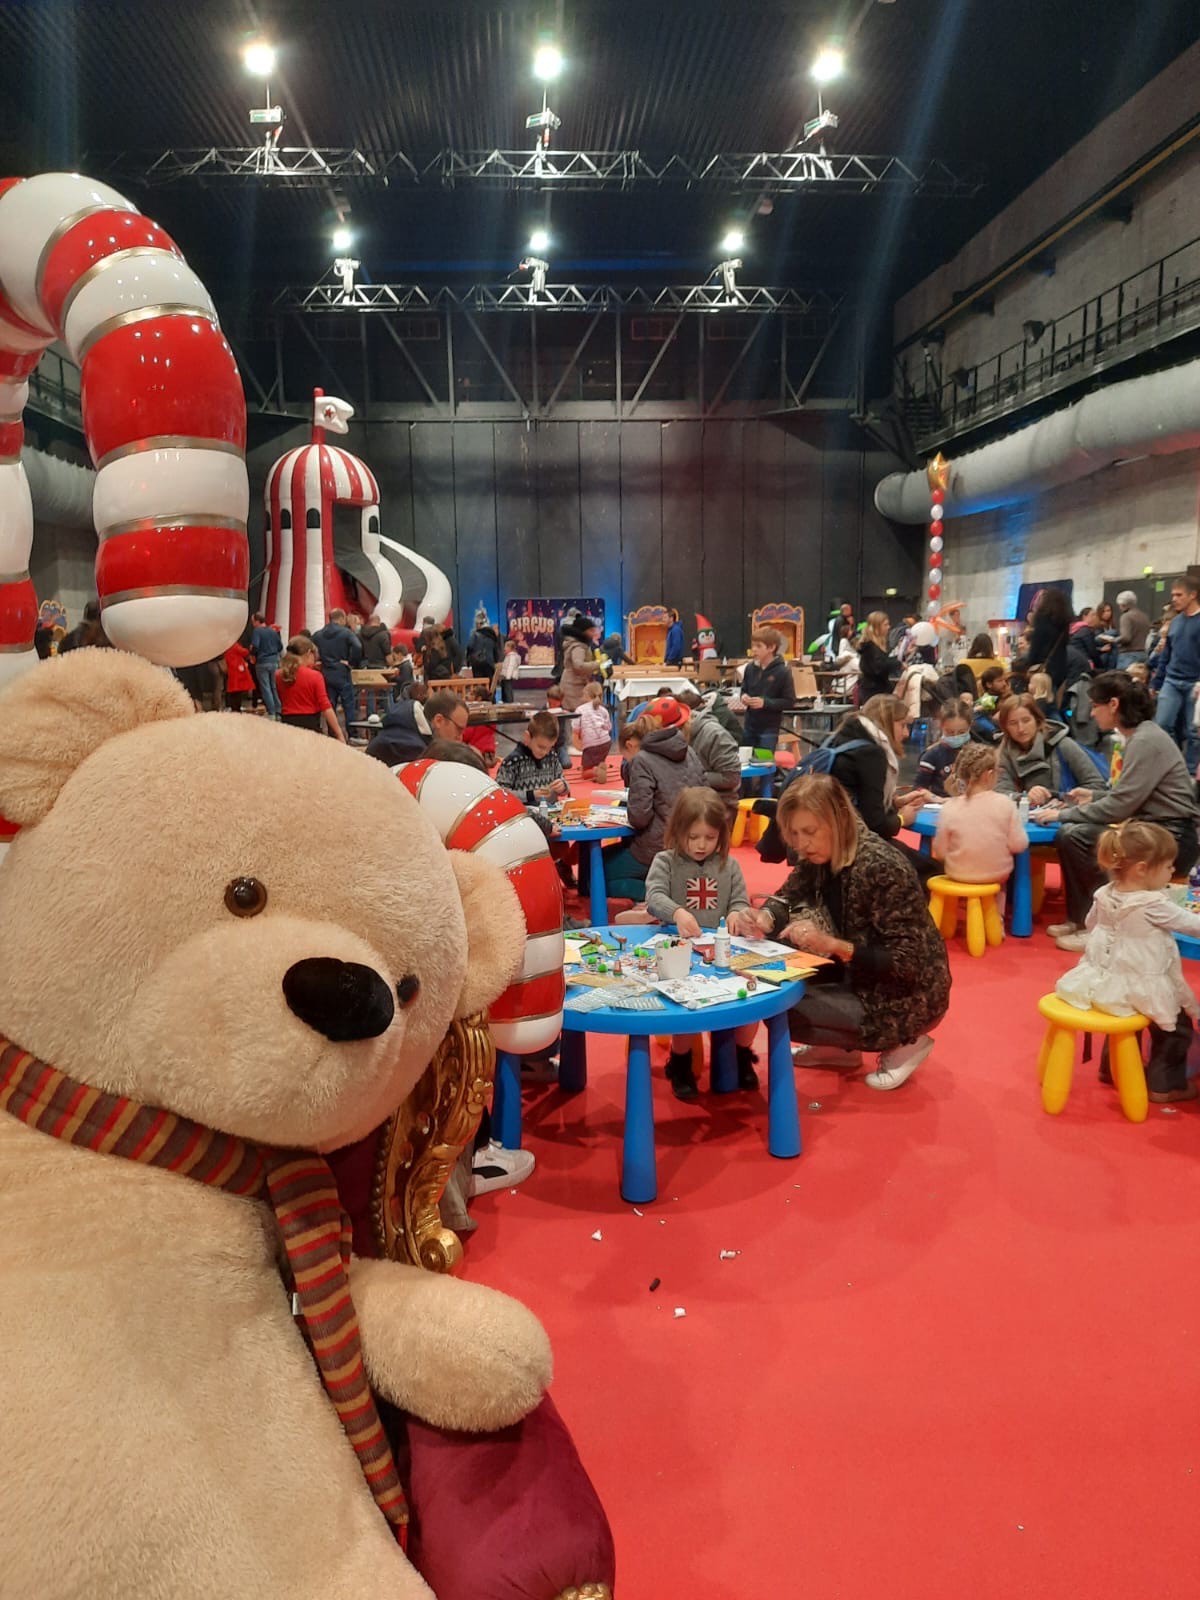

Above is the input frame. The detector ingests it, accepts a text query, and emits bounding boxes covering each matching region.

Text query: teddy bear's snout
[282,957,397,1042]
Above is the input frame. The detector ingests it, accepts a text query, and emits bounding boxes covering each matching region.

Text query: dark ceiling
[1,0,1197,328]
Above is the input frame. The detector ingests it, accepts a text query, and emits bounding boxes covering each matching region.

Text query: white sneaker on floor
[791,1044,863,1070]
[469,1141,536,1196]
[864,1035,934,1090]
[1054,929,1089,952]
[1047,920,1078,938]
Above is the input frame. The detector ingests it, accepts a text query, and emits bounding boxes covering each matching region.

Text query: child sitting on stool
[1056,820,1200,1104]
[495,710,574,888]
[933,743,1029,911]
[644,786,762,1101]
[916,703,973,797]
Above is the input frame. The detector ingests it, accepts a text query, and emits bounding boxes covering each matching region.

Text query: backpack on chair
[753,737,875,862]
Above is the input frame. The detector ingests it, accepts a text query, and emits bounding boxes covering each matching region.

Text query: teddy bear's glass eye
[225,877,268,918]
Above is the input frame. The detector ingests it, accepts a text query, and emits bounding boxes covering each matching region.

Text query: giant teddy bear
[0,649,561,1599]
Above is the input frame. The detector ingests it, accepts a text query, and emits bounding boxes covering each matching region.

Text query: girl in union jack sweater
[645,786,762,1101]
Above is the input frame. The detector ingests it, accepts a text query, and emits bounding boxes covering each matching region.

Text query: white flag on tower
[314,395,354,434]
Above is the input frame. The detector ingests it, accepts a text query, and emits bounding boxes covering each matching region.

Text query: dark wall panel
[619,422,663,617]
[744,421,786,620]
[700,421,745,652]
[781,427,823,642]
[660,420,704,648]
[820,449,862,621]
[409,425,457,615]
[535,424,582,596]
[452,423,499,624]
[579,422,622,636]
[359,421,415,552]
[493,421,540,601]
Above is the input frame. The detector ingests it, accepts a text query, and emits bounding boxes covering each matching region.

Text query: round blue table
[493,927,805,1203]
[908,805,1060,938]
[741,760,776,798]
[559,822,635,926]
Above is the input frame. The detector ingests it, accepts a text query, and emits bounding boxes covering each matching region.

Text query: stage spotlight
[243,39,277,77]
[721,229,745,254]
[533,42,564,81]
[529,228,550,253]
[332,226,353,252]
[811,45,845,83]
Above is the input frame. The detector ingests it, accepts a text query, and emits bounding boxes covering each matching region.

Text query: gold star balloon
[926,451,950,494]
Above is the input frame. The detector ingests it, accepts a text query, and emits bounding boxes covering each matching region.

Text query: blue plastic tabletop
[740,761,776,779]
[909,804,1061,847]
[559,925,806,1036]
[1176,933,1200,962]
[559,822,635,842]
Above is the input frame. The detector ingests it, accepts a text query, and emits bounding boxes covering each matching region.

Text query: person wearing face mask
[916,704,974,798]
[750,774,951,1090]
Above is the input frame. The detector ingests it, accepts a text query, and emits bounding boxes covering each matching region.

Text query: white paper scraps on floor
[591,1229,603,1241]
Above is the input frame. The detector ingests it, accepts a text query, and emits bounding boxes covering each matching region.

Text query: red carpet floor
[464,798,1200,1599]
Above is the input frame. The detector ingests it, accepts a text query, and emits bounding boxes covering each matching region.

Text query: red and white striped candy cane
[0,172,248,684]
[394,760,565,1054]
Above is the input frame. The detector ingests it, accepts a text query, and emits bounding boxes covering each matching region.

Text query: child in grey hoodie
[645,786,761,1100]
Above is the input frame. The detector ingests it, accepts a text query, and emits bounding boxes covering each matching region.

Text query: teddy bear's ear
[0,650,194,828]
[447,853,526,1018]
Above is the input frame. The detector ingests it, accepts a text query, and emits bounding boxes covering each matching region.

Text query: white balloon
[930,503,944,522]
[927,600,940,616]
[930,534,943,553]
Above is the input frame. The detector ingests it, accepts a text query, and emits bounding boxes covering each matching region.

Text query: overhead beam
[275,280,843,317]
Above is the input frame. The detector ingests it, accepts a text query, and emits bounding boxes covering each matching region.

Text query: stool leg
[941,897,959,939]
[1111,1033,1149,1123]
[1042,1026,1075,1114]
[984,895,1004,947]
[928,891,944,932]
[731,808,746,848]
[1031,859,1046,917]
[966,896,986,958]
[1037,1026,1053,1085]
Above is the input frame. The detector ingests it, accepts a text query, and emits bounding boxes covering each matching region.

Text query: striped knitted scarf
[0,1036,408,1543]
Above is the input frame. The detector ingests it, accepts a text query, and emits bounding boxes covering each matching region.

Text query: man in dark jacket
[57,600,100,654]
[466,609,503,681]
[738,626,795,753]
[311,608,363,732]
[359,614,393,668]
[250,612,283,718]
[664,609,685,667]
[364,698,429,765]
[1153,574,1200,772]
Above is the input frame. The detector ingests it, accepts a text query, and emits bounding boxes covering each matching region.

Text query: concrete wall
[945,445,1200,629]
[895,41,1200,376]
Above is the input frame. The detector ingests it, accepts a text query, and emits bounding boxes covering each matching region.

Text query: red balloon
[931,488,945,505]
[928,584,941,601]
[929,551,942,568]
[929,524,941,538]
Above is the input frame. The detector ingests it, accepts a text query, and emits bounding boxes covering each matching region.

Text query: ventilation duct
[874,354,1200,523]
[21,445,94,528]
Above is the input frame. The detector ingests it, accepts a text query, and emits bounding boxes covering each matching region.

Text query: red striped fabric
[0,1037,407,1542]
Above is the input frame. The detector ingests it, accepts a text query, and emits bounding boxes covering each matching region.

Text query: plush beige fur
[0,650,552,1600]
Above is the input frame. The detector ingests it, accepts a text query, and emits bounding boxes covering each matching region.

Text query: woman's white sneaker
[865,1035,934,1090]
[1046,920,1078,939]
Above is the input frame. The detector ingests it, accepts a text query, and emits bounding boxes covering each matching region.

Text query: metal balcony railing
[26,347,83,433]
[896,234,1200,448]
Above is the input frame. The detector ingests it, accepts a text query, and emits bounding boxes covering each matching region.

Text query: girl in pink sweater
[933,743,1029,887]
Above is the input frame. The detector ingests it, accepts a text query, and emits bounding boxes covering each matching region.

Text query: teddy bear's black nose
[282,958,396,1042]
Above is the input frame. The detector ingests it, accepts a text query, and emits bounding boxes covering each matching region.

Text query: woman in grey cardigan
[1034,673,1200,949]
[995,694,1107,804]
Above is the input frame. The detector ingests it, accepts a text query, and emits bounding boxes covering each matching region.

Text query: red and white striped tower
[0,173,248,682]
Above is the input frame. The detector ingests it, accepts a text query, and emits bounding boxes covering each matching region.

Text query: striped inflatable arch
[0,172,248,682]
[394,760,565,1054]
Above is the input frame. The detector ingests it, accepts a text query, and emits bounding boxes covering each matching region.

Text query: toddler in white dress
[1056,820,1200,1103]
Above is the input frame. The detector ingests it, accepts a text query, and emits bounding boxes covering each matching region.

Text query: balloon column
[925,450,949,617]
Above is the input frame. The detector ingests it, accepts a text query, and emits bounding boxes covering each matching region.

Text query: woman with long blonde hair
[857,610,900,701]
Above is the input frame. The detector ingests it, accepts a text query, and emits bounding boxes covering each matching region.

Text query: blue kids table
[740,760,777,798]
[559,822,635,927]
[492,927,806,1204]
[909,805,1060,938]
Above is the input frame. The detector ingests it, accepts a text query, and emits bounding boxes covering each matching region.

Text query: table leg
[492,1051,522,1149]
[588,839,607,928]
[1011,848,1033,938]
[622,1034,657,1204]
[766,1011,802,1159]
[761,771,775,799]
[559,1030,587,1094]
[710,1029,738,1094]
[919,834,931,858]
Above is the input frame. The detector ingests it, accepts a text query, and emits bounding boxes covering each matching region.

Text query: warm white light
[533,42,564,81]
[243,39,277,77]
[720,229,745,254]
[528,229,550,253]
[811,45,845,83]
[332,226,353,251]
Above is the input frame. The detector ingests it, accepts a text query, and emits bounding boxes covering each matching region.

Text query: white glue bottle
[713,917,731,971]
[1018,793,1030,825]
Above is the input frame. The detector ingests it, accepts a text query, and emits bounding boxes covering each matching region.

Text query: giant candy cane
[0,173,248,683]
[394,760,565,1054]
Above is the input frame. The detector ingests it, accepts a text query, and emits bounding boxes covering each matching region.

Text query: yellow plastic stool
[1036,993,1149,1123]
[926,875,1003,958]
[731,798,767,848]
